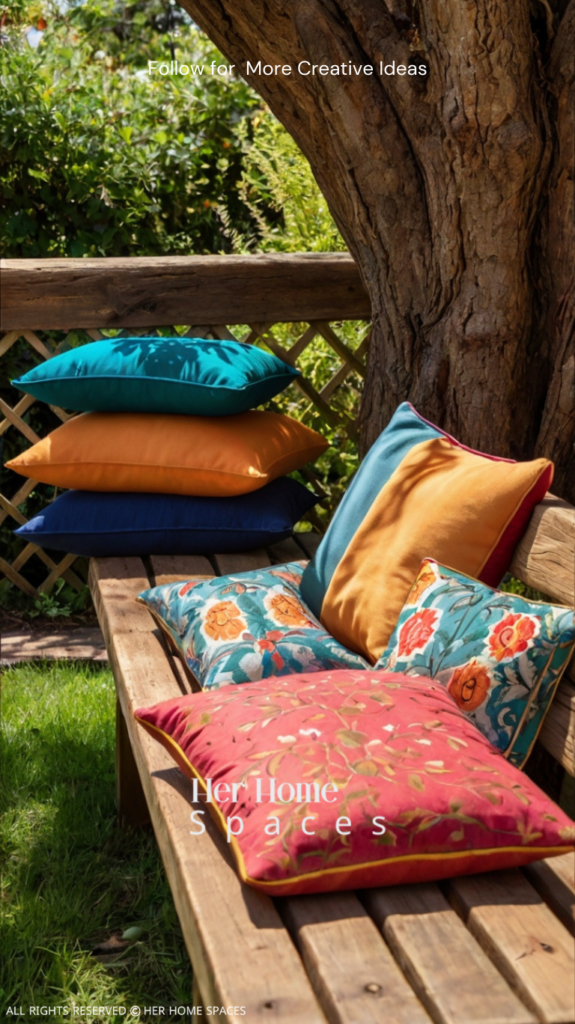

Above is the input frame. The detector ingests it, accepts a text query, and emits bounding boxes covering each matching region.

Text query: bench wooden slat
[523,853,575,937]
[295,532,322,559]
[267,536,311,564]
[90,555,329,1022]
[447,870,575,1024]
[90,557,156,635]
[538,678,575,776]
[509,495,575,608]
[149,554,214,587]
[212,548,271,575]
[363,882,535,1024]
[280,893,432,1024]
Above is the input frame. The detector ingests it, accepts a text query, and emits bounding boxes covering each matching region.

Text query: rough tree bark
[178,0,575,497]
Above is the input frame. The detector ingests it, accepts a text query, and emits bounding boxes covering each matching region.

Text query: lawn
[0,660,190,1021]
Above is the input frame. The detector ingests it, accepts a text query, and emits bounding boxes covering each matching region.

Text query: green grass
[0,661,190,1022]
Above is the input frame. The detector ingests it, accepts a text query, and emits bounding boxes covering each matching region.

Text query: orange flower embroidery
[204,601,246,641]
[268,593,312,628]
[488,613,538,662]
[407,562,438,605]
[397,608,438,657]
[447,660,491,712]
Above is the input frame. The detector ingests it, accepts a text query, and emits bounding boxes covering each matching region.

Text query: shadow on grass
[0,661,190,1018]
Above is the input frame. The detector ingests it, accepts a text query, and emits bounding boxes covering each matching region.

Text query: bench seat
[89,520,575,1024]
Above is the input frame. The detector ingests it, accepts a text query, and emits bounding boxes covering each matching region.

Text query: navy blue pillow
[15,478,318,557]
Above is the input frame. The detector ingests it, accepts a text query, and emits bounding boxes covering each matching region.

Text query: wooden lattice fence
[0,254,371,598]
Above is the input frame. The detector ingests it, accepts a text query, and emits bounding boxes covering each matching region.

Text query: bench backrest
[509,494,575,778]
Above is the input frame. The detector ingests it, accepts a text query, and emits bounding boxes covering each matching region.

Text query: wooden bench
[89,497,575,1024]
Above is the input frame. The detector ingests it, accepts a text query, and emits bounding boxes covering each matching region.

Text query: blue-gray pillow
[13,336,300,415]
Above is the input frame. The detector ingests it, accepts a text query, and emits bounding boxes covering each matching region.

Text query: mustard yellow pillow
[6,411,328,497]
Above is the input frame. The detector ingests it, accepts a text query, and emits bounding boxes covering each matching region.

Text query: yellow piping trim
[134,716,573,889]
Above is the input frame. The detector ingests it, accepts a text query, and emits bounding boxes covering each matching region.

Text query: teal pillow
[13,336,300,415]
[375,558,575,767]
[138,561,369,690]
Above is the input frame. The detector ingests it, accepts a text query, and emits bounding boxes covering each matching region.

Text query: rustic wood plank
[537,677,575,777]
[267,536,310,564]
[149,554,213,587]
[363,882,535,1024]
[509,495,575,607]
[523,854,575,937]
[280,892,432,1024]
[294,531,323,559]
[164,643,199,695]
[1,254,370,330]
[89,558,156,636]
[90,557,328,1021]
[212,549,271,575]
[509,493,575,776]
[524,741,568,803]
[446,870,575,1024]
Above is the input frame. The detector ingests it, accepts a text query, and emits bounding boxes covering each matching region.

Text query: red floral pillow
[135,671,574,895]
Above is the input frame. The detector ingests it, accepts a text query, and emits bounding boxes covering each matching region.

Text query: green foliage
[0,0,275,257]
[27,580,92,617]
[0,661,189,1018]
[500,574,547,604]
[231,109,346,253]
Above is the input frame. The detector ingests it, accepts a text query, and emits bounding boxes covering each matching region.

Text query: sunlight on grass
[0,661,189,1020]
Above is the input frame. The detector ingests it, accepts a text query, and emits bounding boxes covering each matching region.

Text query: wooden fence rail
[1,253,370,330]
[0,254,371,598]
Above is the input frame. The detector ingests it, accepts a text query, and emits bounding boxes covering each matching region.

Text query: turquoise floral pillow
[138,561,368,690]
[375,559,575,767]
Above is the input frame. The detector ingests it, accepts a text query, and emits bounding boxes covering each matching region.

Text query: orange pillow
[5,411,328,497]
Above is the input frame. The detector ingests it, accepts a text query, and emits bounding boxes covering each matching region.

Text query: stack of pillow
[132,401,575,895]
[7,335,327,556]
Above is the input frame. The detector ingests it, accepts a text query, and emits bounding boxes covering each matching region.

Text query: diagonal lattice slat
[1,318,369,596]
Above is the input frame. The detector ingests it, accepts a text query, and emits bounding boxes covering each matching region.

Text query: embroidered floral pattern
[266,591,313,628]
[397,608,439,656]
[376,559,575,767]
[447,660,491,712]
[488,613,538,662]
[138,561,368,691]
[204,601,246,642]
[135,670,575,895]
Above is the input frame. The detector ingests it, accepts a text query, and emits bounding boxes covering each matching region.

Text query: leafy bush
[230,110,346,254]
[0,0,274,257]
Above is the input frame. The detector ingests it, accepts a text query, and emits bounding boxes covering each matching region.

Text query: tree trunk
[178,0,575,497]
